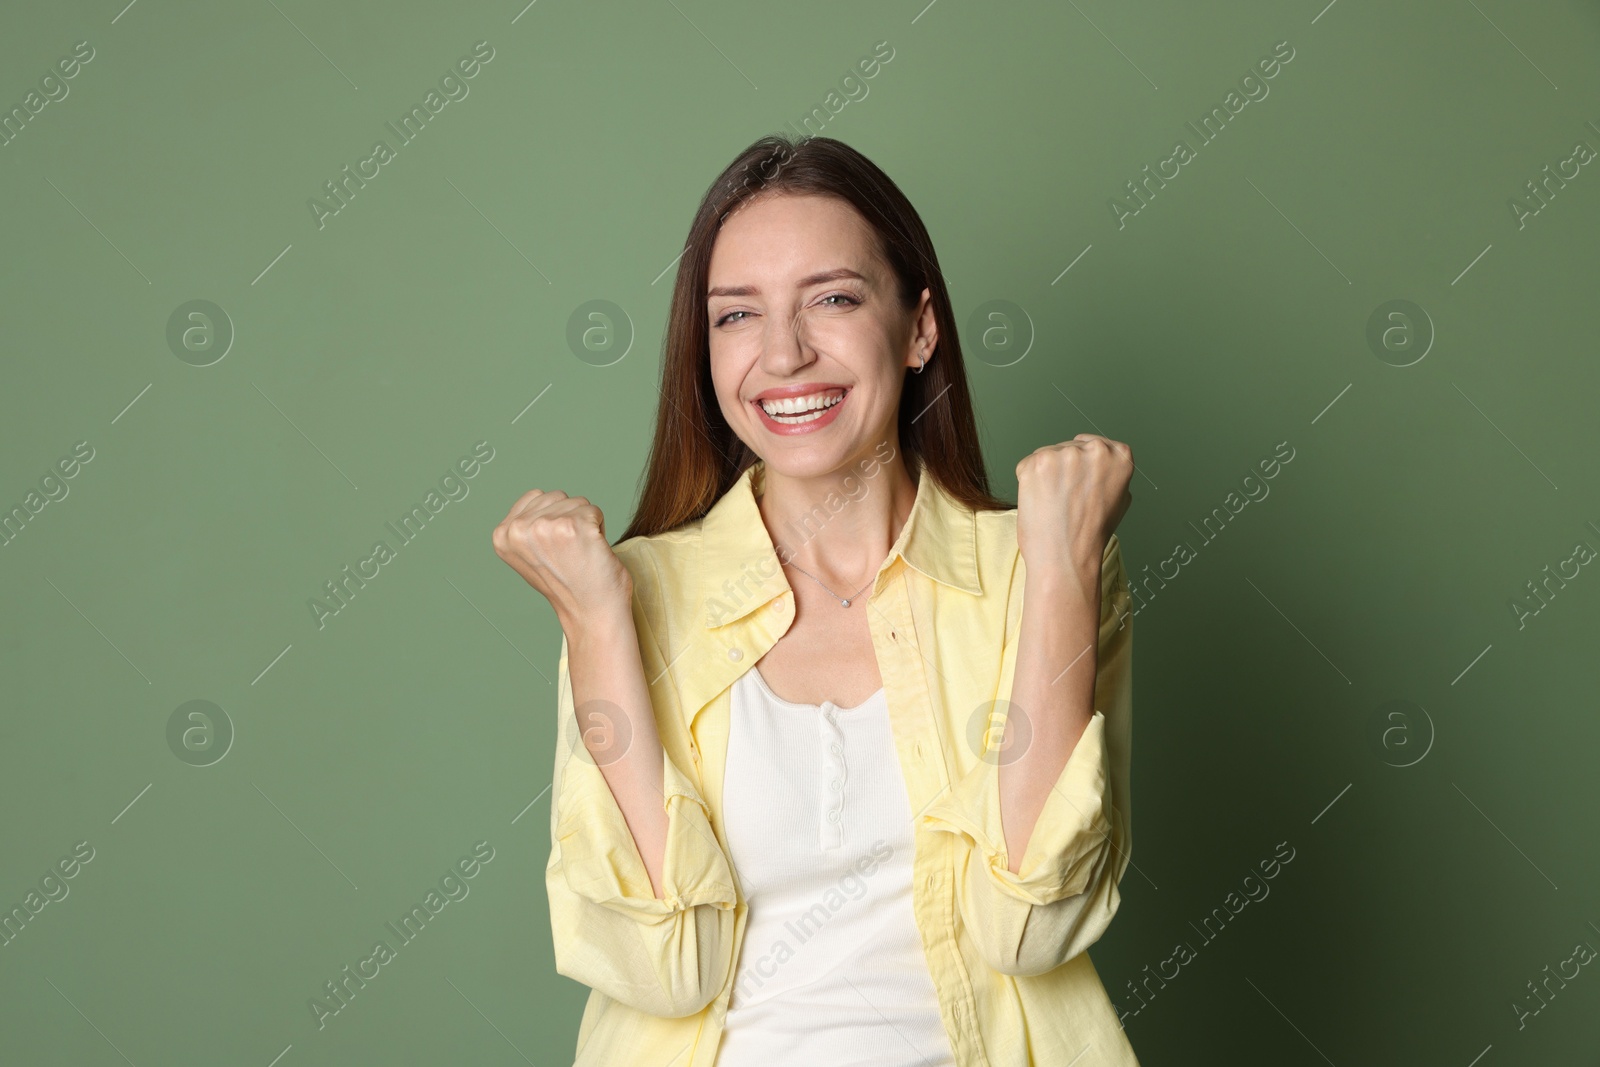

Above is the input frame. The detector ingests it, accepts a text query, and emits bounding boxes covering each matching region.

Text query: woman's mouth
[752,387,849,434]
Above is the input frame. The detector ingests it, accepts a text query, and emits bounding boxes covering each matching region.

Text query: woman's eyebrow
[707,267,867,300]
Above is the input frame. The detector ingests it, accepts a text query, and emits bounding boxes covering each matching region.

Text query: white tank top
[715,665,957,1067]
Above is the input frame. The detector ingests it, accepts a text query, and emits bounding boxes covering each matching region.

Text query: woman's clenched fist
[1015,433,1134,582]
[492,489,633,633]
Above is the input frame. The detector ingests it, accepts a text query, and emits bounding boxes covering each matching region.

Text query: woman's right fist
[492,489,633,630]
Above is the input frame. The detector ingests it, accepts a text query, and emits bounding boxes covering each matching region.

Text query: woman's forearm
[563,604,672,896]
[997,559,1102,874]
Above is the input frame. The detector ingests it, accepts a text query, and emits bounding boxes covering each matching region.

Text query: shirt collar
[699,456,983,630]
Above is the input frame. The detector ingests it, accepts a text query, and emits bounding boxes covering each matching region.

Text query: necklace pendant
[840,598,851,607]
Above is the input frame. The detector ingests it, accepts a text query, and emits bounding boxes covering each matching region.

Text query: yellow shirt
[546,458,1139,1066]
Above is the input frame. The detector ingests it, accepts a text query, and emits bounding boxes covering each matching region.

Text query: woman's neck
[754,453,919,589]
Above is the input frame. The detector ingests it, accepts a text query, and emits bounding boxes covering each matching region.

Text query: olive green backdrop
[3,0,1597,1063]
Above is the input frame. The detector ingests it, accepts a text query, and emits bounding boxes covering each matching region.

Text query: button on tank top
[715,665,957,1067]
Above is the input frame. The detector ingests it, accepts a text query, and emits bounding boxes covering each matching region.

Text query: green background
[3,0,1597,1063]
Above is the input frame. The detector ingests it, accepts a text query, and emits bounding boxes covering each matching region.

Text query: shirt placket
[875,565,991,1067]
[820,701,846,850]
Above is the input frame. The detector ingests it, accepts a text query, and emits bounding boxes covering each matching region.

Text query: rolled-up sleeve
[545,620,739,1018]
[919,534,1134,978]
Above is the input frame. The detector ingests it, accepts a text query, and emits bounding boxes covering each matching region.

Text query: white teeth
[759,392,844,418]
[767,407,828,424]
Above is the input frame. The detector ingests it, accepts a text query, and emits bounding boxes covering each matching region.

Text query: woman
[493,135,1138,1066]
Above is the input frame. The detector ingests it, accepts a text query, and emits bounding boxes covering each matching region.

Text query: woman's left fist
[1015,434,1134,577]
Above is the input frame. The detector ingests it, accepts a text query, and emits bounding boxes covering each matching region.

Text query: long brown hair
[617,133,1012,544]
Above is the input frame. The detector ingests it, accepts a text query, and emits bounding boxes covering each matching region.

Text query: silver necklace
[780,556,876,608]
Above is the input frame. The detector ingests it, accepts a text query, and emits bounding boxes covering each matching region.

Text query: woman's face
[706,192,934,480]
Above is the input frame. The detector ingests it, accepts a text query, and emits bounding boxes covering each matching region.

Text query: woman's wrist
[560,596,636,654]
[1023,545,1103,602]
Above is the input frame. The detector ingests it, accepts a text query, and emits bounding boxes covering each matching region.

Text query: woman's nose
[759,307,817,373]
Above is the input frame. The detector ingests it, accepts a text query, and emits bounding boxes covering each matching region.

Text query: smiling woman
[494,133,1138,1067]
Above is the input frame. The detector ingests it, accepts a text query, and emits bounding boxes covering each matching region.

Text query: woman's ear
[907,287,938,370]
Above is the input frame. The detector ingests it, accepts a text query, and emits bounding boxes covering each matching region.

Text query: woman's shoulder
[610,523,706,627]
[970,503,1019,540]
[967,505,1016,571]
[612,523,702,577]
[968,503,1126,591]
[612,522,701,562]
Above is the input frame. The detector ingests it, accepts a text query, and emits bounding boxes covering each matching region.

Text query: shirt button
[830,743,844,755]
[727,647,743,662]
[830,780,841,790]
[828,810,841,822]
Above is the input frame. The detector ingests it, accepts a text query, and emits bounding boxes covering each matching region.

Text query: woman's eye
[715,294,855,327]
